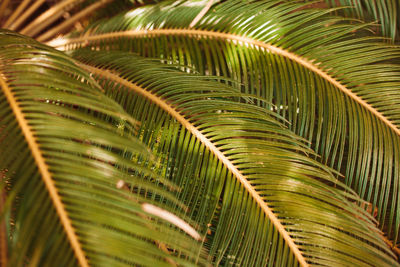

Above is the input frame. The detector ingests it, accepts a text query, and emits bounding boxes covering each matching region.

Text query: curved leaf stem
[52,29,400,137]
[0,74,89,267]
[81,63,310,267]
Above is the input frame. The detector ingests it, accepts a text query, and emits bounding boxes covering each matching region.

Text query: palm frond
[0,30,204,266]
[73,48,399,266]
[52,0,400,250]
[0,0,138,42]
[320,0,399,41]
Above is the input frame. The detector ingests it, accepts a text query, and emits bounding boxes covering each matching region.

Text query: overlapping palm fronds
[0,30,204,266]
[319,0,399,41]
[1,0,400,266]
[72,49,399,266]
[51,0,400,254]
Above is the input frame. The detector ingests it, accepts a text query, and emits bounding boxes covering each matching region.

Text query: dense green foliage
[0,0,400,266]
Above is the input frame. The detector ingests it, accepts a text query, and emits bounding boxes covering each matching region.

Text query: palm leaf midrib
[0,73,89,267]
[82,63,310,267]
[52,28,400,138]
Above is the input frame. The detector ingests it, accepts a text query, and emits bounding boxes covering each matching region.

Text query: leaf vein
[81,63,310,267]
[0,73,88,267]
[52,29,400,137]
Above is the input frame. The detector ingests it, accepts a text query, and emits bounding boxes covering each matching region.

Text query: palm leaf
[0,0,171,42]
[319,0,399,41]
[0,0,136,42]
[72,48,399,266]
[51,0,400,251]
[0,30,204,266]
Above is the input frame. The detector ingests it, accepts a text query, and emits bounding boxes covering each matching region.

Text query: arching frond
[0,30,204,266]
[319,0,399,41]
[53,0,400,252]
[73,49,399,266]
